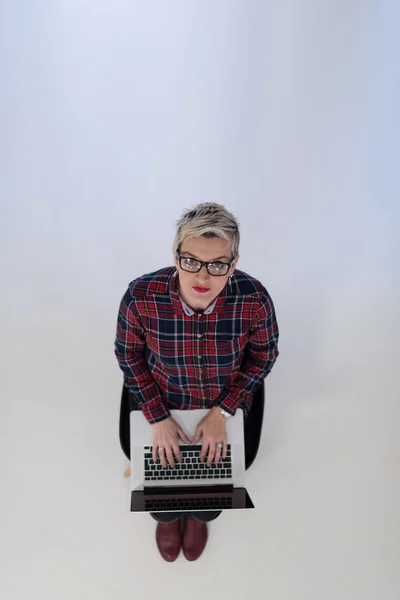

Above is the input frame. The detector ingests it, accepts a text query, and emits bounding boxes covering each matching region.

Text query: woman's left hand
[192,407,228,467]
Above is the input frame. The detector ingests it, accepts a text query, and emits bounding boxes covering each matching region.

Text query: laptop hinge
[143,484,234,495]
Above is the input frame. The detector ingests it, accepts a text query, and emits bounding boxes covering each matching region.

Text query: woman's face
[174,236,238,311]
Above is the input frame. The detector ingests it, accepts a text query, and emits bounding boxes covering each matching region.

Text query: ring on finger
[217,442,223,449]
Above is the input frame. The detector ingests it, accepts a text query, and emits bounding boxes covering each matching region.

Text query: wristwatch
[218,407,232,419]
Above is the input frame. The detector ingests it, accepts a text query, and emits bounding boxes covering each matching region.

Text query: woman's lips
[192,286,210,294]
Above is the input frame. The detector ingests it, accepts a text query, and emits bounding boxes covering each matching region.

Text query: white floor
[1,319,399,600]
[1,2,399,598]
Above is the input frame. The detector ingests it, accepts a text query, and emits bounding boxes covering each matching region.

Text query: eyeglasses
[176,253,235,277]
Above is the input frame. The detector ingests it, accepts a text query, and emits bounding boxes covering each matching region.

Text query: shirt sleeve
[114,287,170,424]
[216,288,279,415]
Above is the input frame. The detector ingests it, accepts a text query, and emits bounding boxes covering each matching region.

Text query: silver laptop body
[129,408,254,513]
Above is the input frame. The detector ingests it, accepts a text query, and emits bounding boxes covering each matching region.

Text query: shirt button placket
[196,313,206,401]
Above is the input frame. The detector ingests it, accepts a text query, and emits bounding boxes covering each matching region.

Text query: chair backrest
[244,380,265,469]
[119,379,265,470]
[119,384,131,460]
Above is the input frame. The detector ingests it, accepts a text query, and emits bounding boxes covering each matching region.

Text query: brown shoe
[156,519,182,562]
[182,516,208,561]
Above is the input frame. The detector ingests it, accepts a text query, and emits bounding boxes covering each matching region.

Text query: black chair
[119,380,265,470]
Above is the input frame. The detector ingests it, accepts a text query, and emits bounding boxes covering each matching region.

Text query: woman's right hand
[152,417,191,468]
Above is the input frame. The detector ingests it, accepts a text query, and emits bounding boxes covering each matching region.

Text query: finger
[200,439,209,463]
[172,441,182,464]
[177,427,191,445]
[158,447,168,469]
[152,444,158,463]
[207,443,216,467]
[166,446,175,469]
[214,443,222,465]
[192,426,202,446]
[222,438,228,460]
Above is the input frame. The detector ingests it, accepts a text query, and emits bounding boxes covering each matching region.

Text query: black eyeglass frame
[176,252,236,277]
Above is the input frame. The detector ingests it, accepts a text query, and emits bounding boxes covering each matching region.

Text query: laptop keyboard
[145,496,233,512]
[144,445,233,482]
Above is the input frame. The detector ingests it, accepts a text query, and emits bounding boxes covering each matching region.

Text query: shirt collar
[180,297,217,316]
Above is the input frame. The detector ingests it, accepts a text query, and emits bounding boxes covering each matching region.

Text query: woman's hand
[192,407,228,467]
[152,417,191,468]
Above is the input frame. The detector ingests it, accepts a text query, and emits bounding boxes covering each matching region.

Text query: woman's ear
[230,256,239,273]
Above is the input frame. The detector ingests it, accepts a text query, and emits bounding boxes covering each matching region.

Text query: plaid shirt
[115,266,279,424]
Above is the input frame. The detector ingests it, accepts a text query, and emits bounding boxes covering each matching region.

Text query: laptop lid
[131,486,255,513]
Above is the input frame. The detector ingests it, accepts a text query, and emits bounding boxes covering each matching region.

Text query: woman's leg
[182,511,221,561]
[152,513,182,562]
[150,512,182,524]
[186,510,221,523]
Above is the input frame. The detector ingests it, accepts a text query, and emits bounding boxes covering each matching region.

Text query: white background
[1,1,399,599]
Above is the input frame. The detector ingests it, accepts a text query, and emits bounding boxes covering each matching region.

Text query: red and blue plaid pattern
[115,267,279,423]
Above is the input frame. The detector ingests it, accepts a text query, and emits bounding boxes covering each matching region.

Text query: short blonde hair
[173,203,240,258]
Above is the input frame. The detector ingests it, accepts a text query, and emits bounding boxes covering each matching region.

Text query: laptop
[130,408,254,513]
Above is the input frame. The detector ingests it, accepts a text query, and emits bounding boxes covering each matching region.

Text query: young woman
[115,203,279,561]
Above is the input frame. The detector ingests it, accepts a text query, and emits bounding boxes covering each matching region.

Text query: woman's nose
[196,265,210,283]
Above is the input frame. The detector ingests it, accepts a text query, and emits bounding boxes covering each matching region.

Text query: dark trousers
[151,511,221,524]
